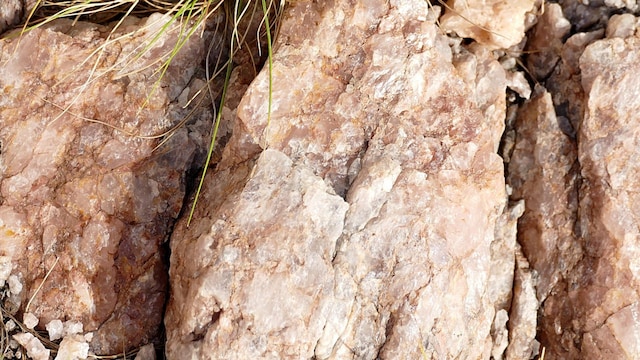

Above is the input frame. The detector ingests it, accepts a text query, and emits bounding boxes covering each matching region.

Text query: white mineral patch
[55,335,90,360]
[23,312,39,329]
[46,319,64,341]
[63,320,84,336]
[13,333,50,360]
[8,274,22,295]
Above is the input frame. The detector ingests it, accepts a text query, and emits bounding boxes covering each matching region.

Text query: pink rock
[440,0,537,49]
[166,0,525,358]
[0,14,211,354]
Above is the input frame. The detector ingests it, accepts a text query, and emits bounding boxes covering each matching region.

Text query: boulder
[165,0,529,358]
[0,14,211,354]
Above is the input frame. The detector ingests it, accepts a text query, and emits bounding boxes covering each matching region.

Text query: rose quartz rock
[440,0,537,49]
[507,86,582,358]
[165,0,524,358]
[0,14,211,354]
[512,16,640,358]
[567,34,640,359]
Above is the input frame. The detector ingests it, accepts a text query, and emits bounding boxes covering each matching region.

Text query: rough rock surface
[440,0,537,49]
[508,86,580,302]
[511,6,640,359]
[165,0,531,358]
[567,33,640,359]
[0,14,211,354]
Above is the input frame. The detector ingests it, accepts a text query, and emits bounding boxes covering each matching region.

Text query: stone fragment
[526,3,571,80]
[134,343,157,360]
[12,332,50,360]
[166,0,514,358]
[55,334,90,360]
[606,13,637,38]
[0,13,212,354]
[505,246,539,360]
[23,312,38,330]
[440,0,537,49]
[565,34,640,359]
[46,319,64,341]
[508,86,580,301]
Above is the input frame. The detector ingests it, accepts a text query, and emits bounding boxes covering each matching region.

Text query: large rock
[511,11,640,358]
[0,14,211,354]
[568,33,640,359]
[165,0,530,358]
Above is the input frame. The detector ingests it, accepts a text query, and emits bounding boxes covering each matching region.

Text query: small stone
[0,256,11,287]
[22,313,38,330]
[6,319,17,332]
[134,343,156,360]
[12,333,50,360]
[54,335,89,360]
[63,320,83,336]
[606,13,637,39]
[8,274,22,295]
[46,319,64,341]
[440,0,537,49]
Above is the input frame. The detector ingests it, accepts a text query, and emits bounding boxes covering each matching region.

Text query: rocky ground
[2,0,640,359]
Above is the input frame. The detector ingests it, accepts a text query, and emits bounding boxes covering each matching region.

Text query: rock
[55,334,90,360]
[508,86,580,301]
[0,13,212,354]
[545,29,604,135]
[507,86,581,357]
[526,3,571,81]
[0,0,22,34]
[46,319,64,341]
[505,246,539,360]
[23,312,38,330]
[565,34,640,359]
[134,343,157,360]
[440,0,537,49]
[606,13,637,39]
[166,0,517,358]
[12,332,50,360]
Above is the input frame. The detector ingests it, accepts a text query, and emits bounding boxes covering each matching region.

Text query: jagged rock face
[511,4,640,358]
[164,0,529,358]
[0,15,210,354]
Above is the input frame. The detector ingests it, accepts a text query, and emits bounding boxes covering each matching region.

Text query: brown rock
[0,14,211,354]
[526,3,571,81]
[512,17,640,358]
[508,86,581,357]
[166,0,523,358]
[568,34,640,359]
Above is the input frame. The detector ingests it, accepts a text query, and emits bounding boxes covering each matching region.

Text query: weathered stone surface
[505,246,539,360]
[508,86,580,301]
[0,14,211,354]
[166,0,524,358]
[567,34,640,359]
[440,0,537,49]
[0,0,21,35]
[512,14,640,358]
[507,86,581,358]
[526,3,571,81]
